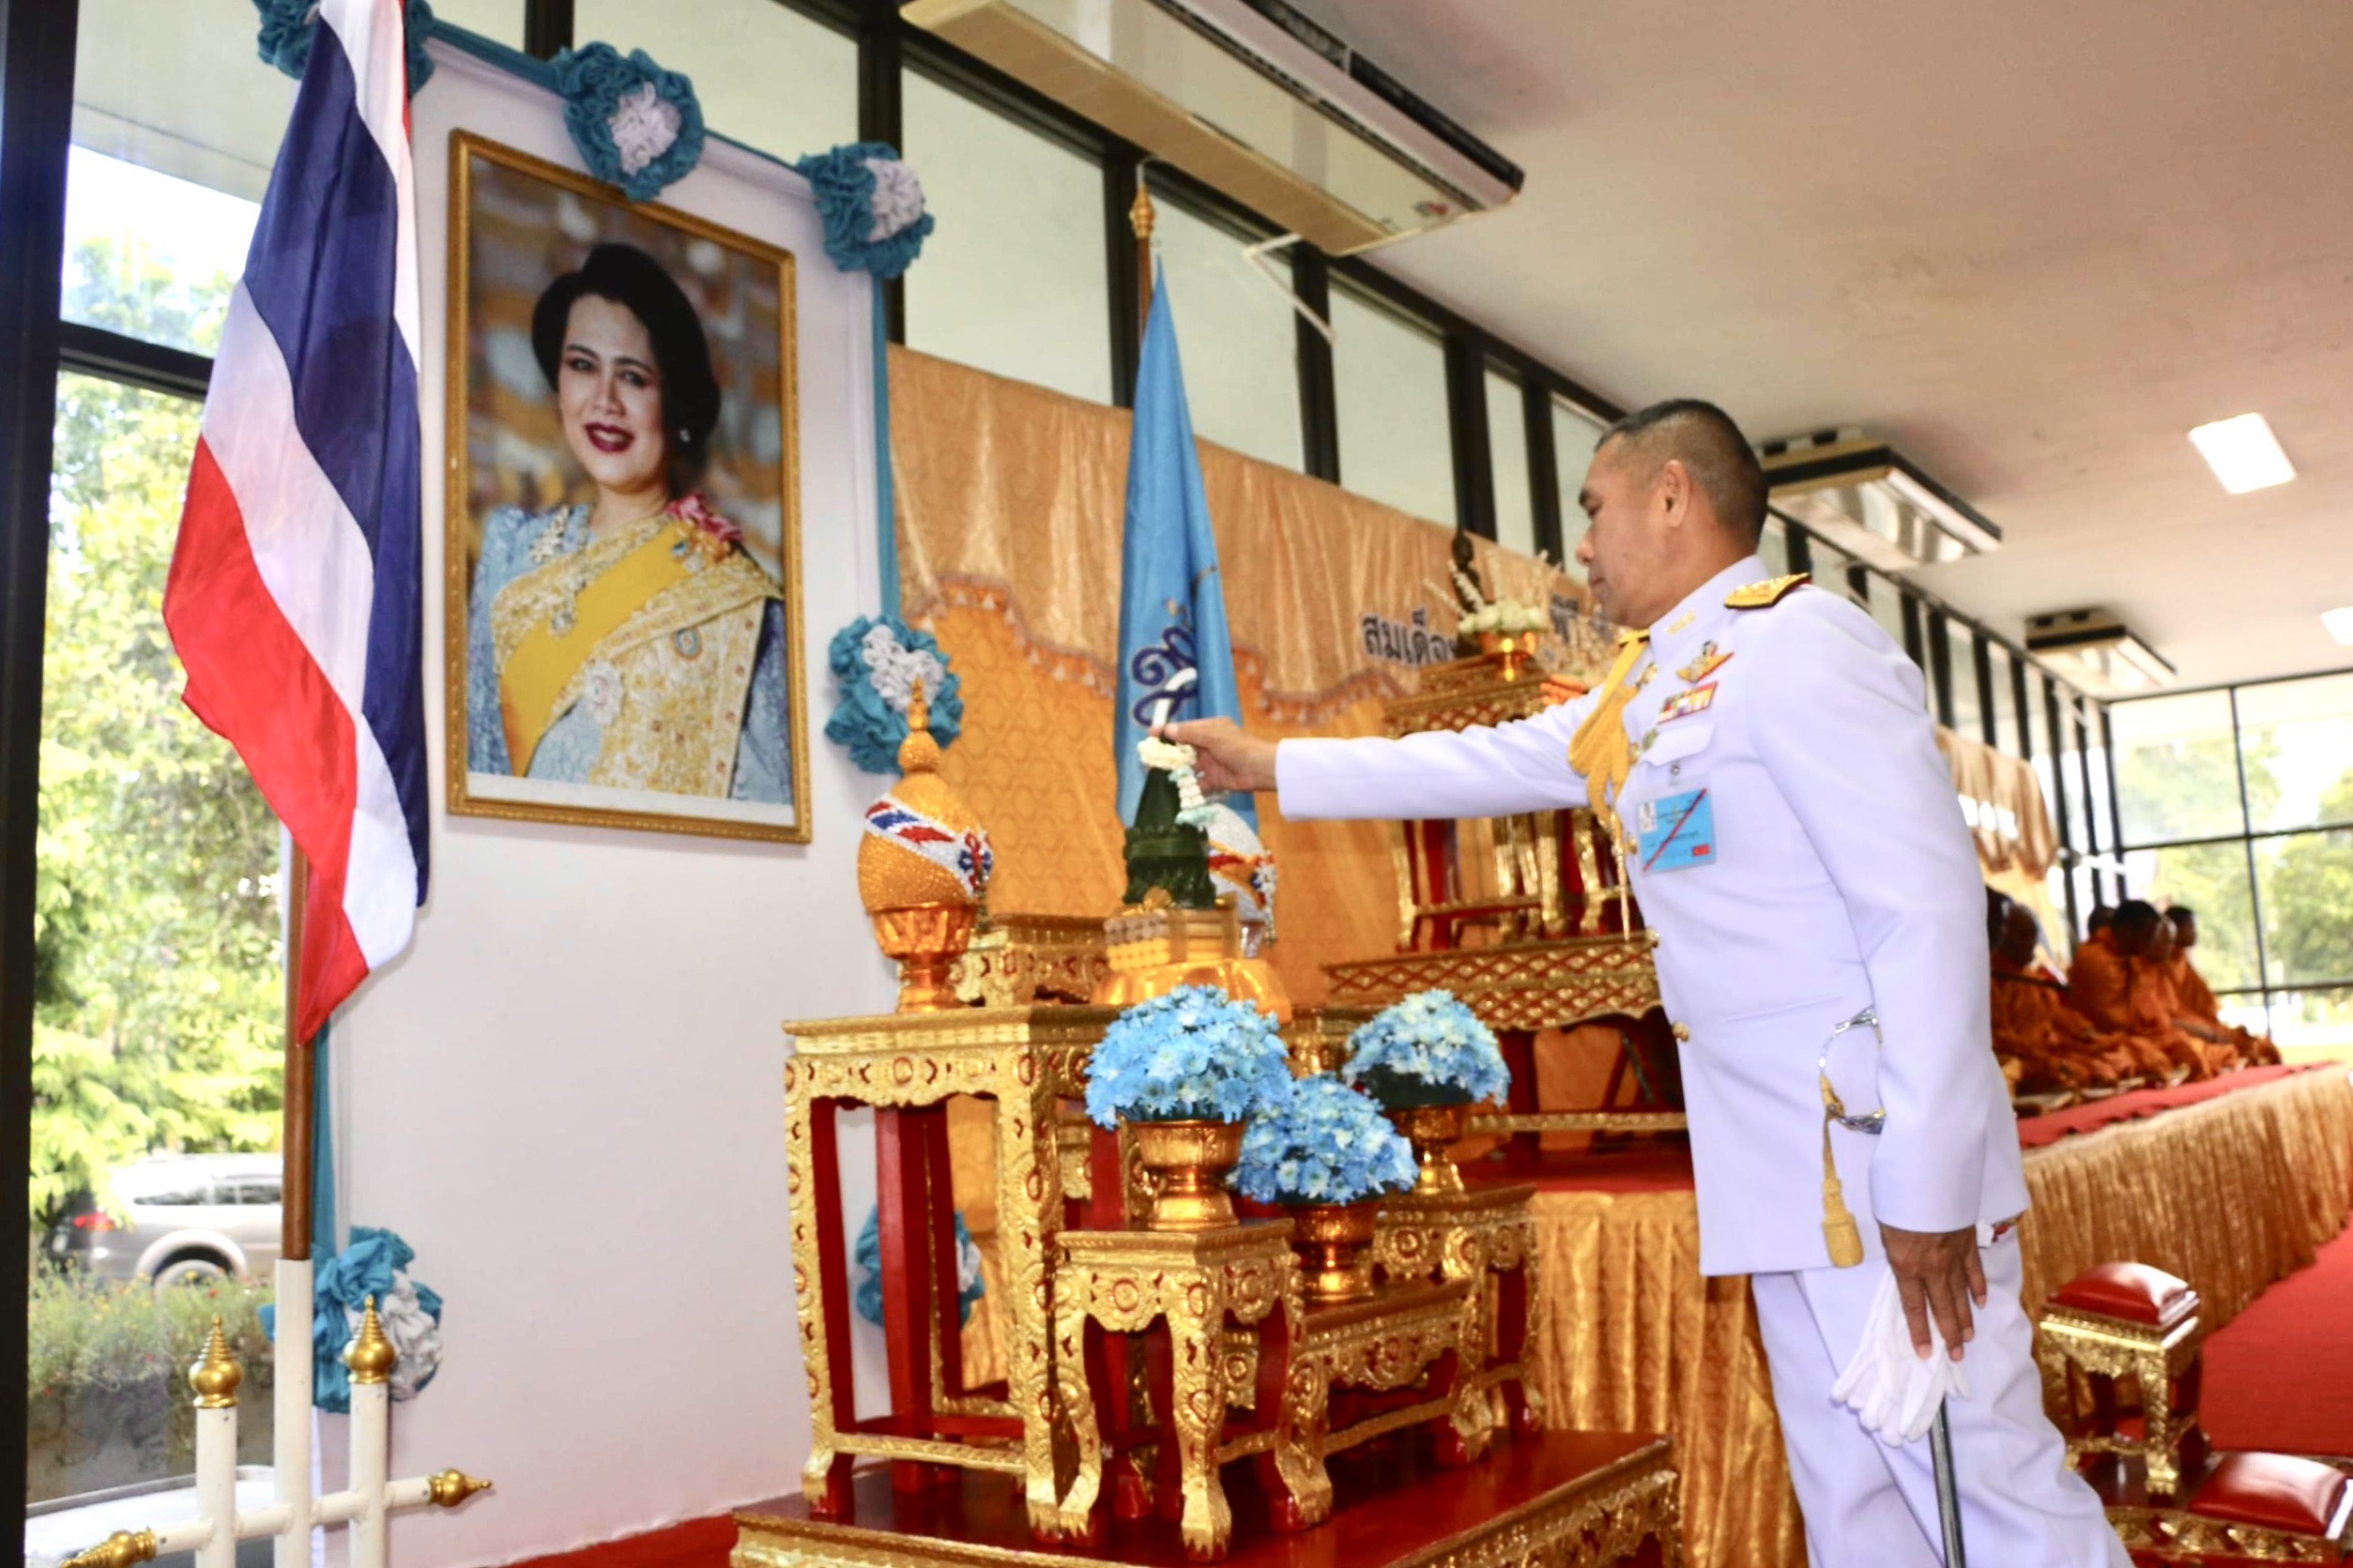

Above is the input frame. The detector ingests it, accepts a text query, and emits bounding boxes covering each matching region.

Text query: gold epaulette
[1726,572,1811,610]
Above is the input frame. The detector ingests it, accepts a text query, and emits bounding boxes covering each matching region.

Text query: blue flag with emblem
[1114,270,1255,829]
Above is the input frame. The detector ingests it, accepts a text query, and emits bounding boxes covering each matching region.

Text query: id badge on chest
[1635,784,1717,873]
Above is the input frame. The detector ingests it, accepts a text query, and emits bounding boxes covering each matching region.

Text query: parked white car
[46,1152,283,1287]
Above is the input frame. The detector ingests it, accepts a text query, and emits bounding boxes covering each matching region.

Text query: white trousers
[1750,1233,2130,1568]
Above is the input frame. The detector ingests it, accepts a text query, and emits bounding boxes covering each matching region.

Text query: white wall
[337,45,895,1567]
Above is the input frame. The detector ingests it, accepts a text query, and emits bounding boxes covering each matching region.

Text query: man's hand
[1158,718,1279,794]
[1879,1222,1988,1362]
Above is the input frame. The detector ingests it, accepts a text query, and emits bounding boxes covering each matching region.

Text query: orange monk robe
[2162,953,2282,1067]
[2126,961,2236,1080]
[2066,933,2177,1080]
[1992,958,2132,1089]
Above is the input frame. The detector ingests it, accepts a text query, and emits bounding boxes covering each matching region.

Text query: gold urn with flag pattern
[857,684,992,1011]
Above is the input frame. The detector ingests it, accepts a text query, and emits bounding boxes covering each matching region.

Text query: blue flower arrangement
[826,615,964,774]
[550,43,706,203]
[262,1226,444,1412]
[794,143,936,280]
[851,1205,986,1327]
[1084,985,1295,1130]
[1343,990,1510,1108]
[1234,1075,1418,1206]
[255,0,436,97]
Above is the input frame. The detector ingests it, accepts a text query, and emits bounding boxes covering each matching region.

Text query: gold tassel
[1821,1117,1865,1267]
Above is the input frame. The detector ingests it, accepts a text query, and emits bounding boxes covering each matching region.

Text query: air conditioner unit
[900,0,1524,255]
[2024,608,2177,694]
[1760,431,2002,573]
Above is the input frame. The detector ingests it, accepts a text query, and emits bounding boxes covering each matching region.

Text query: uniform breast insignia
[1636,786,1716,872]
[1724,572,1811,610]
[1633,663,1659,693]
[1658,682,1717,723]
[1667,610,1698,634]
[1677,641,1733,682]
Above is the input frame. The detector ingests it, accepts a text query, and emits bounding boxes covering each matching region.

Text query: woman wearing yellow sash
[466,243,789,804]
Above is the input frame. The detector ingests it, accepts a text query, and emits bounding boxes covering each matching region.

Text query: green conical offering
[1123,767,1217,909]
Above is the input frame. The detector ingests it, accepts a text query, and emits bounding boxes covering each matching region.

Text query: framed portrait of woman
[444,132,810,843]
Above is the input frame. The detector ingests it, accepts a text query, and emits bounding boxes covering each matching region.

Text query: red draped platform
[1500,1062,2353,1568]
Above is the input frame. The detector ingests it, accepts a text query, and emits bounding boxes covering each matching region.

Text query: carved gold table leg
[1163,1284,1234,1561]
[786,1074,856,1515]
[999,1071,1067,1533]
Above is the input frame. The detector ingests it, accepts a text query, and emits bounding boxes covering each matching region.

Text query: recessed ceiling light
[2188,413,2295,494]
[2325,607,2353,647]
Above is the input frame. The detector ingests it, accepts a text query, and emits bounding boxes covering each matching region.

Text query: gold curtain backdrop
[889,346,1592,1005]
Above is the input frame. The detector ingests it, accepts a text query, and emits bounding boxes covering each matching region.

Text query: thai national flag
[164,0,428,1043]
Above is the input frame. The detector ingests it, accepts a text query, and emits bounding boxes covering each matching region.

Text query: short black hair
[2086,905,2116,932]
[533,242,722,494]
[2165,906,2197,924]
[2114,899,2162,934]
[1597,399,1767,544]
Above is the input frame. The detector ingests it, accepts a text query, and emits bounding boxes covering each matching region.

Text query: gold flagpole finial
[191,1316,242,1408]
[344,1295,398,1385]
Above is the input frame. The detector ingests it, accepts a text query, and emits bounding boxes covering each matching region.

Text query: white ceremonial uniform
[1276,555,2127,1568]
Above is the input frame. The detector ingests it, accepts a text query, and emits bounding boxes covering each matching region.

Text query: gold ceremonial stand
[1373,1185,1546,1438]
[787,1006,1116,1531]
[1324,643,1687,1165]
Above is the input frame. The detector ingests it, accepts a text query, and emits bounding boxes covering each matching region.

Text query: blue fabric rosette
[824,615,964,775]
[852,1206,987,1328]
[549,42,707,204]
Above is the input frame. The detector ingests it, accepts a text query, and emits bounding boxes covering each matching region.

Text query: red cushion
[2050,1262,2198,1328]
[2188,1451,2350,1536]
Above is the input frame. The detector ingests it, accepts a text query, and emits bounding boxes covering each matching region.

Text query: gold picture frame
[443,131,810,844]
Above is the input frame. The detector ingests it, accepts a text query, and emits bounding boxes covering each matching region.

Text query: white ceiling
[1296,0,2353,689]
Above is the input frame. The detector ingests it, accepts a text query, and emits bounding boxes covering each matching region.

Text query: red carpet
[2200,1216,2353,1460]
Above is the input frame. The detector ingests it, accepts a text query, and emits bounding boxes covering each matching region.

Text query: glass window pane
[2059,702,2093,854]
[1757,515,1789,578]
[1942,619,1982,740]
[2255,827,2353,988]
[1331,287,1452,525]
[2264,985,2353,1065]
[1551,397,1605,581]
[2234,672,2353,835]
[2085,709,2116,855]
[903,75,1110,403]
[425,0,525,45]
[577,0,856,167]
[1856,571,1909,662]
[2125,840,2260,991]
[2109,690,2244,846]
[34,375,285,1503]
[1485,370,1534,556]
[66,0,294,355]
[1152,200,1302,470]
[1988,643,2020,756]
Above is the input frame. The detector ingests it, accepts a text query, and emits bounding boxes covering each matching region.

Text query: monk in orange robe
[2162,907,2283,1067]
[1989,898,2136,1090]
[2066,901,2190,1081]
[2129,918,2238,1079]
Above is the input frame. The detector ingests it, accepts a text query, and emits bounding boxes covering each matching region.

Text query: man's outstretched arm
[1163,696,1598,823]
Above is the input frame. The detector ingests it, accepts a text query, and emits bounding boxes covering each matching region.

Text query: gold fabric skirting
[1529,1069,2353,1568]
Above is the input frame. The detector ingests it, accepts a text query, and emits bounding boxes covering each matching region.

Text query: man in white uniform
[1169,400,2125,1567]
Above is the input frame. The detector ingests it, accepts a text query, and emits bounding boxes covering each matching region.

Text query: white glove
[1829,1264,1973,1447]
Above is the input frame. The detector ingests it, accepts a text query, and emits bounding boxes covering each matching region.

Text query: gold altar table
[1524,1067,2353,1568]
